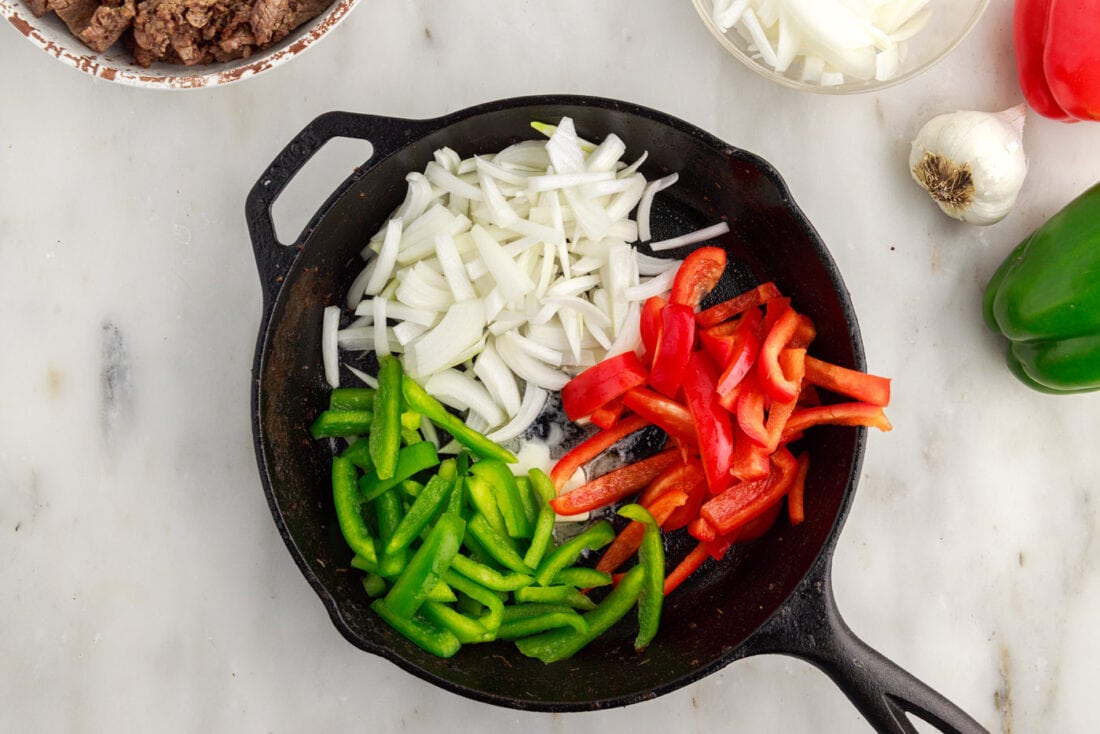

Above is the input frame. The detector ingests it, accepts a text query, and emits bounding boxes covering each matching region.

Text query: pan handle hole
[271,136,375,246]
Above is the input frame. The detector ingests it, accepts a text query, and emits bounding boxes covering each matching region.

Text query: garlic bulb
[909,105,1028,225]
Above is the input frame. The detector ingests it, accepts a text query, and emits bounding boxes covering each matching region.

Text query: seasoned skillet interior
[255,100,864,710]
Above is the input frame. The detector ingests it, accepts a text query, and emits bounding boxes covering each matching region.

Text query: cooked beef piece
[25,0,52,18]
[247,0,285,45]
[79,0,136,51]
[49,0,135,52]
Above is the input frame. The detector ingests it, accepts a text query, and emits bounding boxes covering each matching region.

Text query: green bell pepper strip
[310,409,374,439]
[515,564,646,664]
[618,503,665,652]
[374,489,408,579]
[362,573,388,598]
[467,513,533,575]
[553,567,613,589]
[420,601,495,644]
[385,474,454,555]
[449,554,533,592]
[523,469,557,570]
[498,608,588,639]
[442,569,505,634]
[340,437,374,470]
[329,387,376,410]
[383,512,465,619]
[515,475,538,528]
[370,356,404,479]
[464,474,510,538]
[426,580,457,603]
[351,553,379,575]
[447,476,467,518]
[358,441,440,502]
[331,456,378,567]
[984,182,1100,393]
[534,520,615,587]
[370,598,461,658]
[468,460,532,539]
[514,585,597,610]
[401,376,517,463]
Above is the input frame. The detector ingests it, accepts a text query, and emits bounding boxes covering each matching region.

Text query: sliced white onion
[486,383,548,443]
[434,233,477,302]
[406,300,486,378]
[363,219,403,296]
[496,333,571,390]
[425,369,506,429]
[470,225,535,304]
[649,221,731,252]
[322,305,340,388]
[637,173,680,243]
[625,268,679,302]
[345,363,378,388]
[474,340,522,416]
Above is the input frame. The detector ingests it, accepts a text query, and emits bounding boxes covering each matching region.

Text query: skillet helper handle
[745,556,988,734]
[244,111,431,306]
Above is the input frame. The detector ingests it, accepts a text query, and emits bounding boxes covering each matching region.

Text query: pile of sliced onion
[710,0,935,85]
[321,117,729,445]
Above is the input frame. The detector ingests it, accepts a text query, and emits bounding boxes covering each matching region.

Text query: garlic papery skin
[909,105,1029,226]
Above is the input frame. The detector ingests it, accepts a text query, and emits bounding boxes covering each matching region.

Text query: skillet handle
[244,111,435,307]
[742,555,988,734]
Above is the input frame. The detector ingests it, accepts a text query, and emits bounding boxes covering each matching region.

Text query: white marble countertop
[3,1,1100,731]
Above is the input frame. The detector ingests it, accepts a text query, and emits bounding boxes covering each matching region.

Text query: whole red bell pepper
[1014,0,1100,121]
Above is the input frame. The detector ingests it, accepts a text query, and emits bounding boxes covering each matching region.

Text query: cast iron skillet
[246,95,986,733]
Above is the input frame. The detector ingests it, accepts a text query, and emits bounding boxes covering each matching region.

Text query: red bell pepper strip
[659,464,708,531]
[1014,0,1074,120]
[732,497,783,543]
[781,402,893,442]
[550,449,681,516]
[669,246,727,309]
[687,515,718,542]
[621,387,696,444]
[639,295,665,366]
[590,396,625,430]
[729,428,771,483]
[735,369,769,448]
[664,542,709,596]
[695,281,782,329]
[701,447,797,535]
[561,351,649,421]
[787,452,811,526]
[596,489,687,575]
[637,458,702,507]
[649,303,696,398]
[763,392,798,453]
[699,320,738,365]
[682,351,734,496]
[803,355,891,406]
[549,414,650,490]
[757,301,803,402]
[715,306,764,396]
[790,314,817,349]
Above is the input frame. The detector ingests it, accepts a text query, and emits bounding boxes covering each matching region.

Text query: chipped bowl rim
[0,0,359,89]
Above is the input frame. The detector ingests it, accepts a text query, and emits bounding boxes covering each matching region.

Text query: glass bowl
[691,0,991,94]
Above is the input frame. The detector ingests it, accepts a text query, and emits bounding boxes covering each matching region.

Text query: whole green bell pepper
[983,182,1100,394]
